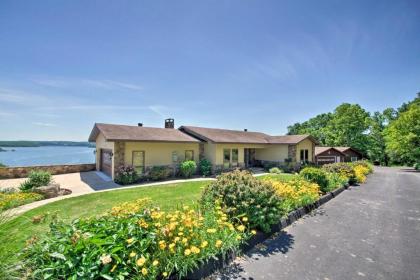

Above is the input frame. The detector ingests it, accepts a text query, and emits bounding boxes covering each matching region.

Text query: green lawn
[0,180,211,266]
[0,173,296,269]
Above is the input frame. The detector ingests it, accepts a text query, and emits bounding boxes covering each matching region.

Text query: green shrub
[22,199,249,279]
[0,162,6,167]
[326,172,349,192]
[115,165,138,185]
[19,170,52,191]
[350,160,374,174]
[414,163,420,170]
[199,158,212,176]
[299,167,329,193]
[201,170,282,232]
[262,162,278,171]
[149,166,171,181]
[322,163,357,185]
[180,160,197,178]
[269,167,283,174]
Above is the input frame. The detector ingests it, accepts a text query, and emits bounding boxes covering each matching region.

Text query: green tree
[367,111,389,165]
[324,103,370,155]
[384,100,420,166]
[287,113,332,145]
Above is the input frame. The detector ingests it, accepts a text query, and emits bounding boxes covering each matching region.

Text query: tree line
[287,93,420,167]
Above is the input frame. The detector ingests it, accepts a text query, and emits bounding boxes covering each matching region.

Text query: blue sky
[0,0,419,141]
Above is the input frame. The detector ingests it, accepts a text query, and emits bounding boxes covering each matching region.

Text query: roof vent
[244,129,248,132]
[165,118,174,129]
[138,123,143,127]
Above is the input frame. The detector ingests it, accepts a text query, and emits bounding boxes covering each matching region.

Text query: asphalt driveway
[212,167,420,280]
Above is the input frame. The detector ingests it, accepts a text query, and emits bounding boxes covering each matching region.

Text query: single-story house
[314,146,363,165]
[314,147,346,165]
[88,119,318,179]
[335,147,363,162]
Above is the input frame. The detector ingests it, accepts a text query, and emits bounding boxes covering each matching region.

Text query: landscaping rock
[33,183,61,198]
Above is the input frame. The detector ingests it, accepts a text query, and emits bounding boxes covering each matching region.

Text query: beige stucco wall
[124,142,199,167]
[203,143,266,165]
[254,144,289,162]
[296,138,314,162]
[95,132,115,176]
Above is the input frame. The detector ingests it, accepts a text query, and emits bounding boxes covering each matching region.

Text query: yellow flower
[251,230,257,235]
[182,237,188,244]
[201,240,208,248]
[206,228,216,233]
[190,246,200,254]
[126,238,134,244]
[242,217,248,222]
[178,231,184,236]
[236,235,242,240]
[183,205,189,210]
[153,260,159,266]
[215,240,223,248]
[163,272,168,277]
[159,240,166,250]
[237,225,245,232]
[184,249,191,256]
[174,236,180,242]
[141,267,148,275]
[129,251,136,257]
[136,256,146,267]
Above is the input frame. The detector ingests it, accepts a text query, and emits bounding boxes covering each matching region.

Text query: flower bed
[22,199,252,279]
[0,191,44,211]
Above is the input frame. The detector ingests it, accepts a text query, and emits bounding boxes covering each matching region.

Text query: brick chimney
[165,118,174,129]
[244,129,248,132]
[138,123,143,127]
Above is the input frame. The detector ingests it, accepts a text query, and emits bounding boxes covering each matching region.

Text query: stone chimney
[165,118,174,129]
[138,123,143,127]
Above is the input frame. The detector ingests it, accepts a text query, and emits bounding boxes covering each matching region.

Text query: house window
[300,149,309,162]
[223,149,231,169]
[185,150,194,161]
[132,151,145,175]
[232,149,239,167]
[351,156,358,162]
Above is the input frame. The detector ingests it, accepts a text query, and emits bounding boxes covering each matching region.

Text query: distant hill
[0,141,95,148]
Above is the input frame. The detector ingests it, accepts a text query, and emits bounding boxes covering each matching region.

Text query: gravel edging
[181,185,348,280]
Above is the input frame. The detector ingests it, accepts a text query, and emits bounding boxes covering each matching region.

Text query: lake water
[0,146,95,167]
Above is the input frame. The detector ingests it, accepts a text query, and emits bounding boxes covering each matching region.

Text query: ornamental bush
[19,170,52,191]
[322,163,357,185]
[180,160,197,178]
[201,170,282,233]
[115,165,139,185]
[353,165,369,183]
[326,172,348,191]
[267,178,320,213]
[149,166,172,181]
[199,158,212,176]
[22,199,250,279]
[299,167,329,193]
[269,167,283,174]
[350,160,374,174]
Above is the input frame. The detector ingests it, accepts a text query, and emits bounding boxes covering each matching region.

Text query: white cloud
[32,77,143,91]
[148,105,171,118]
[32,122,57,127]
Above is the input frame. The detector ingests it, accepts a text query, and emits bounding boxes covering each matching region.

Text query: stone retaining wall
[0,163,96,179]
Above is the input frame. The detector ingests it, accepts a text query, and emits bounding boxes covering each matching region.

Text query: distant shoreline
[0,141,95,148]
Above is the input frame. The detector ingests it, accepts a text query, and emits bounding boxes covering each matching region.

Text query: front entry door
[244,148,256,167]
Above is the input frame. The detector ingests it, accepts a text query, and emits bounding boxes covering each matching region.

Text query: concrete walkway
[211,167,420,280]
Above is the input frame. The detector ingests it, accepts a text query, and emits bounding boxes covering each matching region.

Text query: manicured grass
[0,173,298,268]
[0,180,211,265]
[257,173,296,182]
